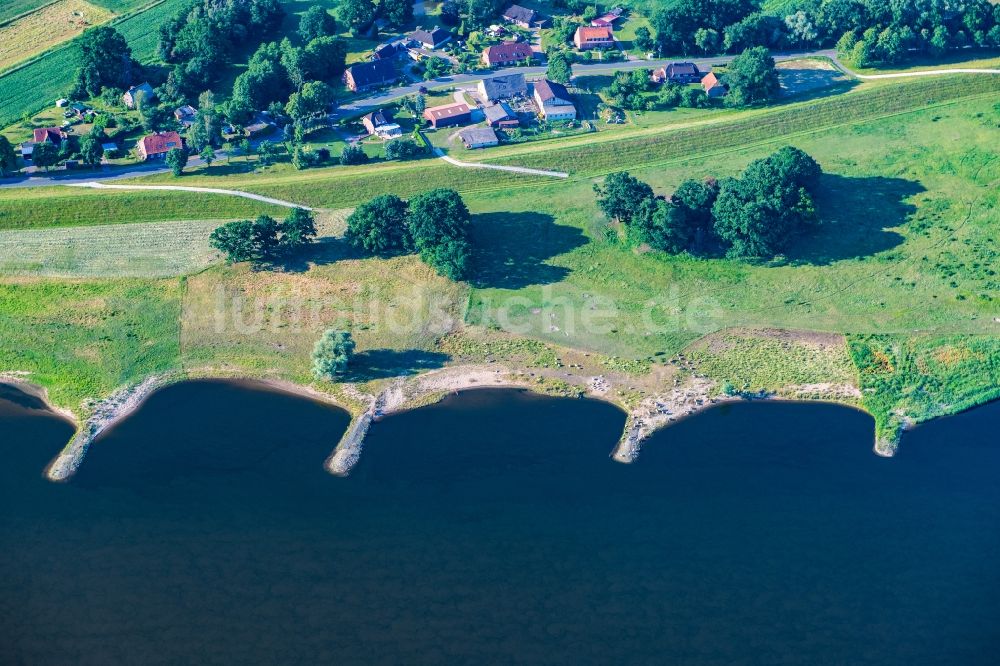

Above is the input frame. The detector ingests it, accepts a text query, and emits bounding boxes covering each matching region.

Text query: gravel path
[64,181,310,209]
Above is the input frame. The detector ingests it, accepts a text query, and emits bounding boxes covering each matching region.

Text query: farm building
[122,82,155,109]
[702,72,728,98]
[343,60,399,92]
[136,131,183,161]
[574,26,614,50]
[591,7,624,28]
[460,127,500,149]
[362,109,403,138]
[652,62,703,84]
[478,73,528,102]
[533,79,576,121]
[481,41,534,67]
[409,27,451,49]
[483,102,518,127]
[423,102,471,128]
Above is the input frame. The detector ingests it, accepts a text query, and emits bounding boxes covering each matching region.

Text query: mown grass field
[0,219,227,277]
[0,0,113,73]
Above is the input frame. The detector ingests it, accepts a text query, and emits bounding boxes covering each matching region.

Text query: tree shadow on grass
[342,349,451,382]
[277,237,365,272]
[468,211,587,289]
[785,174,924,265]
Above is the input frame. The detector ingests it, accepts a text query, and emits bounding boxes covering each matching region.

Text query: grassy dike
[2,74,1000,468]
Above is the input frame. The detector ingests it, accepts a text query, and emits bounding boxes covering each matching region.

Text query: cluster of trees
[72,26,140,98]
[228,28,345,125]
[339,0,413,35]
[595,146,823,259]
[648,0,1000,62]
[605,69,712,111]
[438,0,508,31]
[209,208,317,265]
[345,188,472,280]
[158,0,285,102]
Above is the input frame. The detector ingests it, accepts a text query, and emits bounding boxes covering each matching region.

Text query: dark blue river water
[1,381,998,665]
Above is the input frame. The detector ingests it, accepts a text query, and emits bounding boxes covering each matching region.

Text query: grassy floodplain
[1,72,999,446]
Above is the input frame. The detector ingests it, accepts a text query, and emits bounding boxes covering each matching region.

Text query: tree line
[648,0,1000,64]
[595,146,823,260]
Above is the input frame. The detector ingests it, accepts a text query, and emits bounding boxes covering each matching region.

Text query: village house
[361,109,403,138]
[423,102,471,129]
[343,59,399,92]
[501,5,549,28]
[174,105,197,127]
[483,102,519,128]
[478,73,528,102]
[701,71,728,98]
[574,26,614,50]
[533,79,576,121]
[136,131,183,161]
[122,82,155,109]
[33,127,67,147]
[408,27,451,50]
[652,62,703,85]
[460,127,500,149]
[372,42,399,60]
[481,41,534,68]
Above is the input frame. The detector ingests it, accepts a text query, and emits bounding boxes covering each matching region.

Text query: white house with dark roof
[532,79,576,121]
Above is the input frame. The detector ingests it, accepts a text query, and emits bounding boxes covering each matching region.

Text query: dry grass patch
[0,0,113,72]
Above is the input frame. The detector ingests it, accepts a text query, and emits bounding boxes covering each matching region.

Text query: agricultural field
[0,0,112,73]
[0,0,192,128]
[0,187,289,230]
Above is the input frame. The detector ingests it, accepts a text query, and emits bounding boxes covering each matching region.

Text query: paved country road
[2,48,999,190]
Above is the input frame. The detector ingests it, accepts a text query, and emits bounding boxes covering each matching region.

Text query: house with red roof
[574,26,614,50]
[33,127,67,146]
[136,131,184,161]
[481,41,534,67]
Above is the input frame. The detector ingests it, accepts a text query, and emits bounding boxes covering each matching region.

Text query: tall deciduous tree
[723,46,781,107]
[0,136,19,177]
[312,329,356,380]
[166,147,188,176]
[593,171,654,224]
[299,6,337,42]
[407,188,472,280]
[346,194,412,254]
[79,130,105,166]
[546,51,573,84]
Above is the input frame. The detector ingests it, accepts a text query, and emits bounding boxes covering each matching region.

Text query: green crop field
[0,0,58,23]
[0,187,290,229]
[0,0,192,128]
